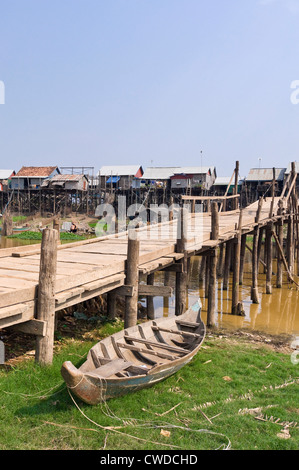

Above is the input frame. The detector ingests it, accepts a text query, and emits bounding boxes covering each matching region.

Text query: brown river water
[1,236,299,340]
[0,237,38,249]
[152,255,299,341]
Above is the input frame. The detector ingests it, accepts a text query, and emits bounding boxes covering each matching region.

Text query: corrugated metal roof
[14,166,58,177]
[213,176,244,186]
[172,166,216,176]
[0,170,14,179]
[246,168,286,182]
[50,174,86,182]
[142,167,180,180]
[99,165,142,177]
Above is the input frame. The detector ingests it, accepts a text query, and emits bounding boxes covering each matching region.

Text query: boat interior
[80,307,205,380]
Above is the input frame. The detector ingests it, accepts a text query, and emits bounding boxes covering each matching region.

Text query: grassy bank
[0,320,298,450]
[7,231,90,242]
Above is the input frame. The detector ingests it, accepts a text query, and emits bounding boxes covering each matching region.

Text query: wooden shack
[141,167,180,189]
[10,166,60,190]
[41,174,89,191]
[245,168,286,202]
[170,166,217,192]
[0,170,15,191]
[98,165,144,191]
[212,176,244,196]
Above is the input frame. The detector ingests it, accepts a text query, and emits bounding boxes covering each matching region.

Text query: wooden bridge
[1,188,295,365]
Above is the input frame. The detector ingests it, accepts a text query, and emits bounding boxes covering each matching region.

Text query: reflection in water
[0,236,39,249]
[150,255,299,338]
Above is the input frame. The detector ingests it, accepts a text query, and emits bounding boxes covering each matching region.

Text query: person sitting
[70,222,77,233]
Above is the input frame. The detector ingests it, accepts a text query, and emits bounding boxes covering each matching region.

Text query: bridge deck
[0,198,280,329]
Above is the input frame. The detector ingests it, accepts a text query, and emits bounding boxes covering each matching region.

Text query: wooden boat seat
[124,334,187,355]
[87,359,151,378]
[86,359,134,378]
[151,325,201,339]
[175,319,201,329]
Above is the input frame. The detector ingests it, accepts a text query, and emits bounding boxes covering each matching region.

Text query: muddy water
[0,236,39,249]
[150,255,299,339]
[0,235,38,249]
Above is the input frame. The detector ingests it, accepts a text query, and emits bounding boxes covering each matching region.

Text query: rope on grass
[67,386,232,451]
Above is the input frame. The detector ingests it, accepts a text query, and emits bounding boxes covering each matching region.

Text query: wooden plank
[0,277,37,289]
[12,319,47,336]
[0,304,34,329]
[83,273,125,292]
[55,278,125,310]
[55,252,126,265]
[175,319,200,328]
[117,342,175,360]
[138,257,174,274]
[124,334,187,354]
[162,263,184,273]
[182,194,240,201]
[0,286,38,309]
[55,287,85,305]
[152,324,201,338]
[138,285,173,297]
[87,359,134,378]
[0,243,41,258]
[115,285,134,297]
[0,303,29,320]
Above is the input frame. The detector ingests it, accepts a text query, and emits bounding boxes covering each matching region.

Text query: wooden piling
[265,222,273,294]
[107,291,117,320]
[223,241,232,291]
[124,230,140,328]
[199,255,206,282]
[251,198,263,304]
[207,249,217,327]
[287,214,294,275]
[35,228,58,365]
[175,206,188,316]
[207,201,219,327]
[217,244,224,278]
[205,254,210,299]
[2,212,13,236]
[234,161,240,210]
[276,199,284,288]
[239,234,247,285]
[232,210,244,315]
[146,273,155,320]
[53,218,60,233]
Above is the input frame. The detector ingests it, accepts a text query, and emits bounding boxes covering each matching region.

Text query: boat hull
[62,349,197,405]
[61,299,205,405]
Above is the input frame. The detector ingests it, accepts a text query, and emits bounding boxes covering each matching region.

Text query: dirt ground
[11,212,99,234]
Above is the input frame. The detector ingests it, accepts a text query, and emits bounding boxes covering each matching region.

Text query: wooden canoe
[61,299,205,405]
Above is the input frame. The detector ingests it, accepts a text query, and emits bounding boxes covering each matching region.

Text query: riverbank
[0,316,298,450]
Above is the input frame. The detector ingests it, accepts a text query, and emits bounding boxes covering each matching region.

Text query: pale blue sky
[0,0,299,176]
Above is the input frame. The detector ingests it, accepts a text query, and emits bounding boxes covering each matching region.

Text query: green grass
[0,216,27,225]
[7,231,89,242]
[0,321,298,450]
